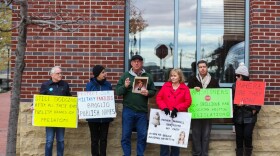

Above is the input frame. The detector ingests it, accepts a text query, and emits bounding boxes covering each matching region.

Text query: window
[125,0,248,86]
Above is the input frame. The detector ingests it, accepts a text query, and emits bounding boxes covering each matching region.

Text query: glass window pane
[129,0,174,82]
[200,0,245,83]
[178,1,197,82]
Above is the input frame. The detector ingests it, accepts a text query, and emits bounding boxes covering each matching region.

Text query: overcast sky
[131,0,225,68]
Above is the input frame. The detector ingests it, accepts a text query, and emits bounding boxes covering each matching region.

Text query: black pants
[88,122,110,156]
[191,119,212,156]
[234,123,255,149]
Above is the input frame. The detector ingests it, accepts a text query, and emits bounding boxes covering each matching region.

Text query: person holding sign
[86,65,114,156]
[116,54,156,156]
[232,63,261,156]
[187,60,219,156]
[39,66,72,156]
[156,68,192,156]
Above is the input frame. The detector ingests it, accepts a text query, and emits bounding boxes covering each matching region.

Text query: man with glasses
[188,60,219,156]
[39,66,71,156]
[116,55,156,156]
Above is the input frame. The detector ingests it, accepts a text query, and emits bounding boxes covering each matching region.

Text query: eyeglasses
[55,72,63,75]
[235,74,241,78]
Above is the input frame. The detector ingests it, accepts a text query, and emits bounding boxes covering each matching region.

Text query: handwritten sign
[32,95,78,128]
[234,81,266,105]
[147,109,191,148]
[189,89,232,119]
[77,91,116,119]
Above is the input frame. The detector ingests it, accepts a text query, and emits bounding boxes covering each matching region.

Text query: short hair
[168,68,186,83]
[50,66,61,75]
[197,59,208,67]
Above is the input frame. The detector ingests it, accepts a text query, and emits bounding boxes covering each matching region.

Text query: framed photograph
[132,77,148,93]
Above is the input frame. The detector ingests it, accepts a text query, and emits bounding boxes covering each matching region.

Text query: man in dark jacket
[40,66,72,156]
[188,60,219,156]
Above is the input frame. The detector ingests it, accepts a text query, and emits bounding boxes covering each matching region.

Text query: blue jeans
[121,107,147,156]
[45,127,65,156]
[160,145,180,156]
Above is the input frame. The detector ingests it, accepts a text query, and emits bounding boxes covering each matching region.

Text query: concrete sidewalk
[0,91,11,156]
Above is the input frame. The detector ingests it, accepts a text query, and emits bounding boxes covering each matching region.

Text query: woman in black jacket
[232,63,261,156]
[86,65,114,156]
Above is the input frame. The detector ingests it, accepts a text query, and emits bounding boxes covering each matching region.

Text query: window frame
[124,0,250,87]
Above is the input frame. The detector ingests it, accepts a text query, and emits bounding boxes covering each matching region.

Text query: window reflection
[201,0,245,82]
[129,0,245,83]
[129,0,175,82]
[178,1,197,82]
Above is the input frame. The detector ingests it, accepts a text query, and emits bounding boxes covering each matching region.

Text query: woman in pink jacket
[156,68,192,156]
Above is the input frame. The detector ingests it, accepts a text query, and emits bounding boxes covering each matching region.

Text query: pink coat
[156,81,192,112]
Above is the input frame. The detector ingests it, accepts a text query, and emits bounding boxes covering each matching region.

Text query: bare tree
[129,5,148,35]
[0,0,84,155]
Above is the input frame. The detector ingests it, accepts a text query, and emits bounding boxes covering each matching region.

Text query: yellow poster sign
[32,94,78,128]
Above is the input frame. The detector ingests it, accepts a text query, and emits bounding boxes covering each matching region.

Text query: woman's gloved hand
[163,108,170,115]
[171,108,178,118]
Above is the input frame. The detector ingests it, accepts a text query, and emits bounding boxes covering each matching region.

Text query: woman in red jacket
[156,68,192,156]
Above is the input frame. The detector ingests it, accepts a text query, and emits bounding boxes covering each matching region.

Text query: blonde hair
[168,68,186,83]
[178,131,185,144]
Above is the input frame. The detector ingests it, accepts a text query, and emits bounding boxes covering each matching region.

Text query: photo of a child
[151,112,160,127]
[132,77,148,93]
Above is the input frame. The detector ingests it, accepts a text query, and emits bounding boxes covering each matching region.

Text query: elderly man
[116,55,156,156]
[39,66,71,156]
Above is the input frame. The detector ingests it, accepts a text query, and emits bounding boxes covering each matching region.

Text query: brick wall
[12,0,280,155]
[12,0,125,102]
[12,0,280,104]
[250,0,280,105]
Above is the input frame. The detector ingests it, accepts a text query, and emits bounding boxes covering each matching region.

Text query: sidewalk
[0,91,10,156]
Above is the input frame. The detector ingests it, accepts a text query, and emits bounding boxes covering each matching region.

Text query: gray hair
[50,66,61,75]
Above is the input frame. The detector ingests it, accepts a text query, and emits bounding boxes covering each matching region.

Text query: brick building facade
[12,0,280,155]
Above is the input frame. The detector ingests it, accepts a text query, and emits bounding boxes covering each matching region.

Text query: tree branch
[29,19,81,32]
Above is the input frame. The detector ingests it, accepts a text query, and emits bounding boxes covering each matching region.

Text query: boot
[244,147,252,156]
[235,148,243,156]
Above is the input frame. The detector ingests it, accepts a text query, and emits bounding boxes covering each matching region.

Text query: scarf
[196,73,211,89]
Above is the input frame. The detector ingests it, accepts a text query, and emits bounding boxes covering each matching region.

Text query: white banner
[77,91,116,119]
[147,108,191,148]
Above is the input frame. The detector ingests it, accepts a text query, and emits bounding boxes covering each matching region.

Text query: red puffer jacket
[156,81,192,112]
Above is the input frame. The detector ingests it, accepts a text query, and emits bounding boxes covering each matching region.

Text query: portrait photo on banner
[132,77,148,94]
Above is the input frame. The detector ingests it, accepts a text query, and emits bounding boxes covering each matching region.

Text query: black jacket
[85,78,114,123]
[187,75,220,89]
[40,79,71,96]
[232,83,261,124]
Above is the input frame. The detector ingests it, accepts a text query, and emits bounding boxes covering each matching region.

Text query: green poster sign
[189,89,232,119]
